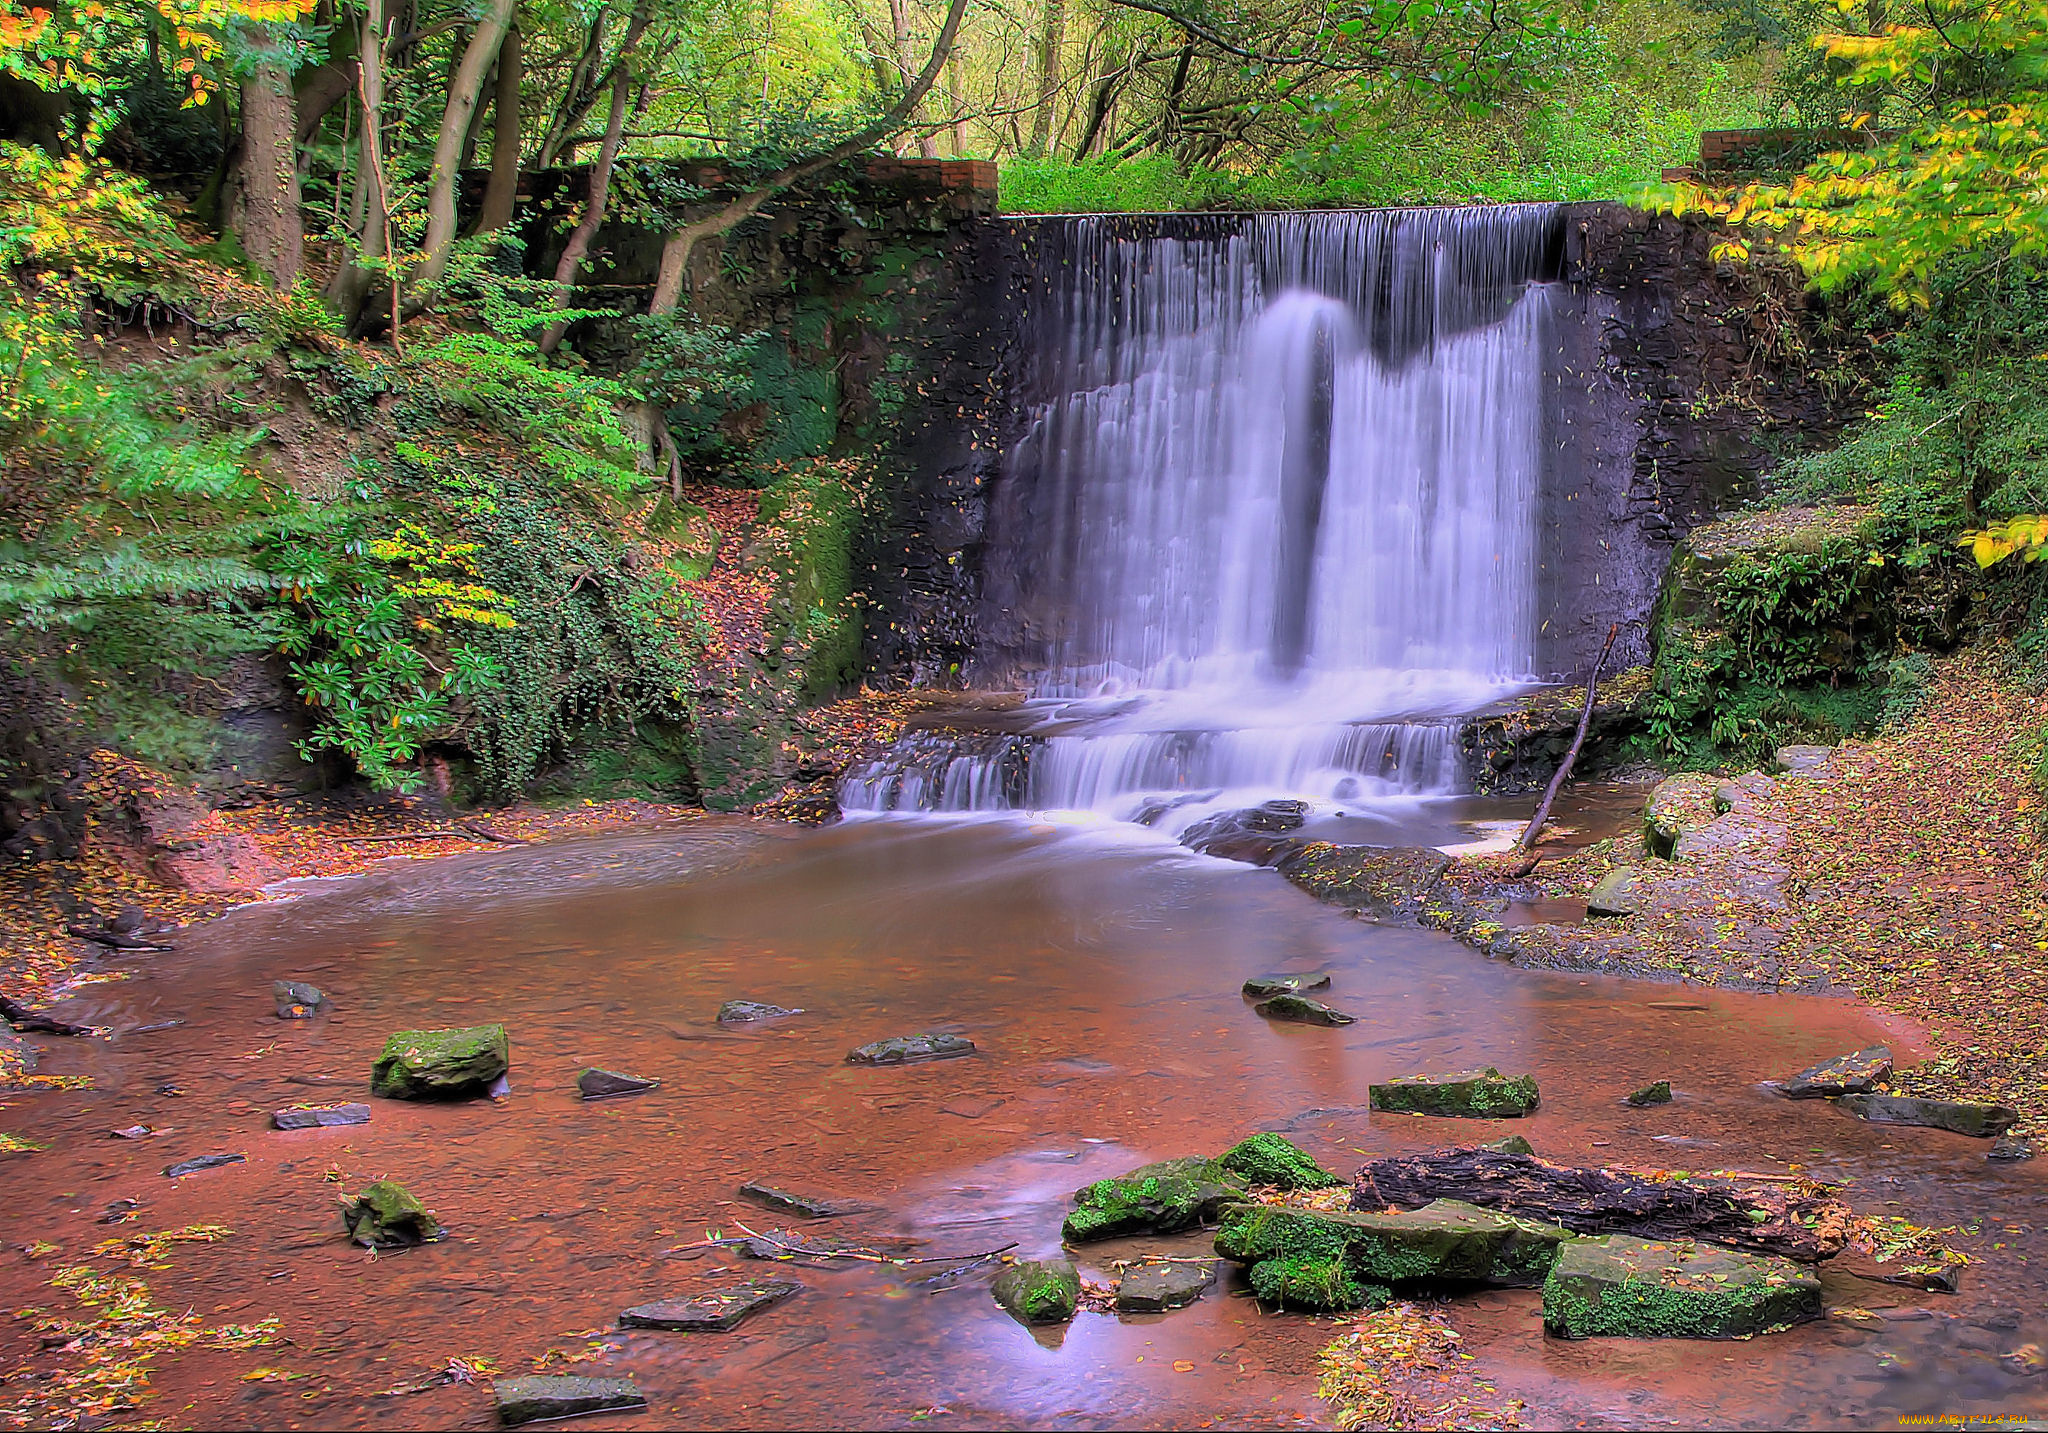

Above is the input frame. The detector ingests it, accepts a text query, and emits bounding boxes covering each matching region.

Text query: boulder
[273,980,325,1019]
[845,1032,975,1066]
[273,1103,369,1130]
[1241,970,1332,997]
[1774,745,1834,776]
[370,1025,509,1100]
[618,1281,800,1331]
[1712,772,1775,814]
[1781,1046,1892,1099]
[1625,1081,1673,1107]
[991,1258,1079,1324]
[1254,994,1355,1026]
[1215,1198,1573,1311]
[1369,1068,1539,1118]
[1584,868,1640,917]
[1063,1157,1246,1241]
[737,1182,878,1219]
[1218,1132,1342,1190]
[578,1068,659,1100]
[341,1180,441,1248]
[1541,1235,1822,1339]
[1115,1261,1216,1313]
[1181,801,1309,864]
[717,1000,801,1024]
[493,1375,645,1427]
[1644,773,1719,859]
[1835,1093,2017,1137]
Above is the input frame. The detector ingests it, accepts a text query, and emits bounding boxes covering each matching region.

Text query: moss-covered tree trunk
[237,25,302,290]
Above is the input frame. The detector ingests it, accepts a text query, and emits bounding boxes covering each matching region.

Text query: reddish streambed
[2,818,2044,1430]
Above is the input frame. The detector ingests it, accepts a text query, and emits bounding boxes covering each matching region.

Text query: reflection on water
[3,820,2043,1429]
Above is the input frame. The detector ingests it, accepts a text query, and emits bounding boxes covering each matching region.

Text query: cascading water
[841,206,1564,830]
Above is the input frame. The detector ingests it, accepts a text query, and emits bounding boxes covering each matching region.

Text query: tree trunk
[1355,1149,1853,1263]
[327,0,390,330]
[238,24,303,290]
[537,0,650,354]
[534,8,610,169]
[1027,0,1065,155]
[408,0,517,307]
[471,23,523,236]
[946,49,969,155]
[888,0,938,157]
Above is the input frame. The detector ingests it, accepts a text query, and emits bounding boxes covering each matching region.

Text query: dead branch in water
[1511,621,1620,876]
[1,994,99,1037]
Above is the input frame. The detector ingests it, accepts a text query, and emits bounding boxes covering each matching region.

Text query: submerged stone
[272,1102,369,1130]
[717,1000,800,1024]
[1254,994,1354,1026]
[1542,1234,1821,1339]
[1216,1198,1572,1311]
[273,980,325,1019]
[1584,868,1640,917]
[1835,1093,2017,1137]
[1989,1135,2036,1162]
[1241,970,1332,997]
[1115,1261,1216,1313]
[1781,1046,1892,1099]
[578,1068,659,1100]
[1484,1135,1535,1156]
[737,1181,878,1219]
[1370,1067,1539,1119]
[1218,1132,1343,1190]
[369,1025,509,1100]
[493,1375,645,1427]
[163,1152,244,1178]
[991,1258,1080,1324]
[619,1281,801,1331]
[1625,1081,1673,1107]
[1063,1156,1247,1241]
[341,1179,441,1248]
[845,1032,975,1066]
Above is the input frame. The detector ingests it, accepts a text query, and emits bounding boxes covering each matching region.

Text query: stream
[4,817,2044,1429]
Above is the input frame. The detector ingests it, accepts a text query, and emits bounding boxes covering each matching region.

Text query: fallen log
[65,923,174,951]
[1353,1147,1851,1263]
[1,994,98,1037]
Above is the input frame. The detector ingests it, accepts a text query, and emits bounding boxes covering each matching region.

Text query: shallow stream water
[4,819,2045,1429]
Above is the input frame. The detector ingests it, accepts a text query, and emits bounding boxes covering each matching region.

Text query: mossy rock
[342,1179,441,1248]
[1585,867,1640,917]
[1644,773,1719,859]
[991,1258,1079,1324]
[1542,1235,1821,1339]
[1625,1080,1673,1107]
[1218,1133,1343,1190]
[369,1025,509,1100]
[1369,1067,1539,1118]
[1483,1135,1535,1156]
[1254,993,1354,1026]
[1215,1198,1572,1310]
[1063,1157,1247,1242]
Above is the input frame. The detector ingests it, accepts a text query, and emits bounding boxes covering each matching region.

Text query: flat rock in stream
[845,1032,975,1066]
[738,1182,879,1220]
[577,1068,659,1100]
[164,1152,244,1178]
[736,1227,908,1265]
[1215,1198,1573,1311]
[1254,993,1355,1026]
[619,1281,801,1331]
[494,1375,646,1427]
[1369,1067,1539,1118]
[1781,1046,1892,1098]
[272,1103,369,1130]
[370,1025,508,1100]
[1241,970,1332,997]
[991,1258,1080,1324]
[1278,844,1451,918]
[273,980,325,1019]
[1542,1235,1822,1339]
[1115,1261,1216,1312]
[1834,1093,2017,1137]
[717,1000,801,1024]
[1063,1157,1247,1241]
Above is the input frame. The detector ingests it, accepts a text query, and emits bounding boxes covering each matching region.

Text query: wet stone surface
[341,1179,441,1249]
[1835,1093,2018,1137]
[1370,1067,1540,1118]
[1542,1235,1823,1340]
[738,1181,879,1219]
[619,1281,802,1332]
[369,1024,509,1100]
[845,1032,975,1065]
[1253,993,1354,1026]
[1782,1046,1893,1099]
[1626,1080,1673,1107]
[1064,1157,1247,1241]
[991,1259,1079,1324]
[163,1152,243,1178]
[577,1068,659,1100]
[717,1000,801,1023]
[1115,1261,1216,1313]
[272,1102,370,1130]
[1241,970,1332,997]
[273,979,325,1019]
[493,1374,646,1427]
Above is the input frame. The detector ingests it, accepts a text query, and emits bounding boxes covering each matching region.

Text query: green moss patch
[991,1258,1080,1324]
[1369,1067,1539,1118]
[369,1025,508,1100]
[1218,1133,1344,1190]
[1063,1157,1246,1242]
[1542,1235,1822,1339]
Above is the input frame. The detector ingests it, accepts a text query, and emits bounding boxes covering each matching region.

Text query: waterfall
[844,206,1563,825]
